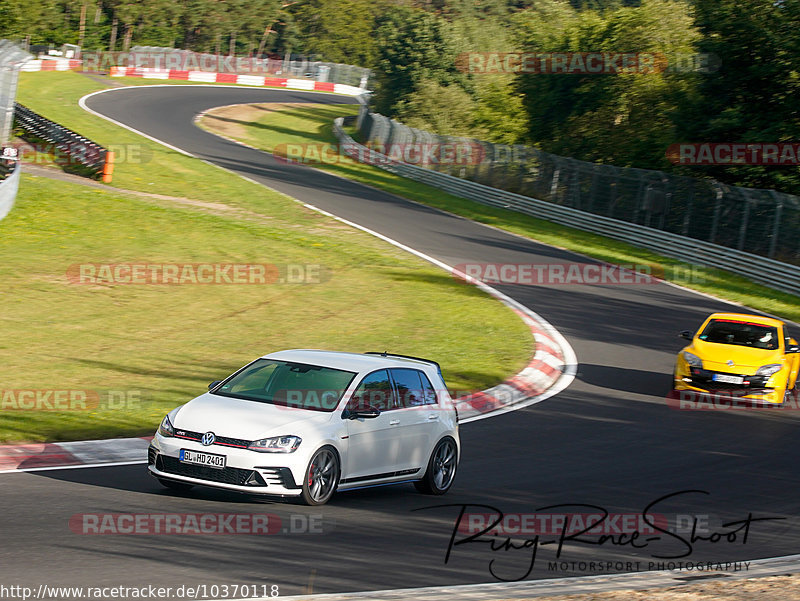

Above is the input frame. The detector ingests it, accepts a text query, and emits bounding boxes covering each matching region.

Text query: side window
[348,370,393,411]
[419,371,438,405]
[391,369,438,408]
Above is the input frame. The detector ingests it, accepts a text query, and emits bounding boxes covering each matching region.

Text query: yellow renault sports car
[674,313,800,404]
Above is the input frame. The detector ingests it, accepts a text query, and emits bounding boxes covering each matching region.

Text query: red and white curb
[0,436,152,473]
[454,309,565,421]
[108,66,365,95]
[20,58,83,72]
[19,59,365,96]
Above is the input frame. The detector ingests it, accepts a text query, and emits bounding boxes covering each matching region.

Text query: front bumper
[148,435,305,496]
[674,366,784,403]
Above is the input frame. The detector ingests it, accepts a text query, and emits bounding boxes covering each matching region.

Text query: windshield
[213,359,356,412]
[699,319,779,350]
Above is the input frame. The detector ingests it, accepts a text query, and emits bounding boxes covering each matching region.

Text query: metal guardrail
[0,40,31,146]
[1,39,31,223]
[333,118,800,297]
[14,103,108,174]
[0,161,21,220]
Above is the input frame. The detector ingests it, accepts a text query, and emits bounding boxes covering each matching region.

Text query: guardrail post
[549,168,560,200]
[588,167,598,213]
[642,184,653,228]
[570,163,581,210]
[659,176,671,231]
[710,181,723,243]
[737,196,752,250]
[681,186,694,236]
[769,191,783,259]
[608,177,618,218]
[356,103,368,130]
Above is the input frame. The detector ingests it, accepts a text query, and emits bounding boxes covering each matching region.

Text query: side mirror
[208,380,222,391]
[343,405,381,420]
[786,345,800,354]
[679,330,693,341]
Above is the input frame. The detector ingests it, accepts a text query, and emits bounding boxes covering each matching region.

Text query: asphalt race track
[2,85,798,597]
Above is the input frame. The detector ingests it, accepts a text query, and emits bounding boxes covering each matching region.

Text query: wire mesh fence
[357,106,800,266]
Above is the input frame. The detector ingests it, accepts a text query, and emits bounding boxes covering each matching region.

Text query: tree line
[3,0,799,195]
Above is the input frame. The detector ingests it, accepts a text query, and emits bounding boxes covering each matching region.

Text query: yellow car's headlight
[683,351,703,368]
[756,364,782,377]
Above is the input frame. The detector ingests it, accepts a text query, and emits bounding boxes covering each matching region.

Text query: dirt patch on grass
[23,155,356,237]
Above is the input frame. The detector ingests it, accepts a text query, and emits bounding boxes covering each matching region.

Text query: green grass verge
[15,71,336,216]
[0,71,532,443]
[198,103,800,324]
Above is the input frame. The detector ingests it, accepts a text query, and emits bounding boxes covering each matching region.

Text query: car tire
[299,446,340,506]
[414,436,458,495]
[157,478,193,492]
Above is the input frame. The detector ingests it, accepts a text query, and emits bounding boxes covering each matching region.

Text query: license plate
[713,373,744,385]
[179,449,226,469]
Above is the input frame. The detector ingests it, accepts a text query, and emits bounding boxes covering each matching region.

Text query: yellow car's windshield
[699,319,779,350]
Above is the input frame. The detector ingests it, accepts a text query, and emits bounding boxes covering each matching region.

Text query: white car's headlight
[683,351,703,368]
[248,435,302,453]
[158,414,175,438]
[756,364,782,377]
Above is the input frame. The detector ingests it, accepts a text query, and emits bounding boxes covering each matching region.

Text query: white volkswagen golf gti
[148,350,460,505]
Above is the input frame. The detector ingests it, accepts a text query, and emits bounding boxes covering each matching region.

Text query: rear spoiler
[365,352,442,377]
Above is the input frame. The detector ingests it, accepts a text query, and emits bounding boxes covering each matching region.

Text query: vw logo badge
[201,432,216,446]
[727,360,735,367]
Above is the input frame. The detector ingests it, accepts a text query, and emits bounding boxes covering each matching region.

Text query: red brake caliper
[308,463,315,487]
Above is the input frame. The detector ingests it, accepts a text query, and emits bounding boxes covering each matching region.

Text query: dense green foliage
[678,0,800,192]
[4,0,799,194]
